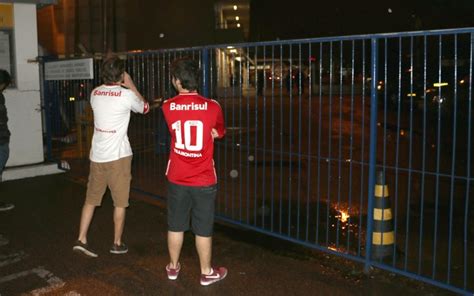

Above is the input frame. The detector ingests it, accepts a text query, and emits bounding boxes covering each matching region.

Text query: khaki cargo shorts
[85,156,132,208]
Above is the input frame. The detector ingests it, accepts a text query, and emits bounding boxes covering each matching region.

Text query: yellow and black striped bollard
[372,171,394,259]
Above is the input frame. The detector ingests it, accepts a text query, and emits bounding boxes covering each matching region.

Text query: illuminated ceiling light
[235,16,239,21]
[227,46,235,49]
[237,23,241,28]
[433,82,448,87]
[233,5,237,10]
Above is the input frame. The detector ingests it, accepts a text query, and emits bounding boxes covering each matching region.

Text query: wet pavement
[0,173,455,295]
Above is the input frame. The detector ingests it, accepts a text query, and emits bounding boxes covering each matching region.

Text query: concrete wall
[4,3,44,167]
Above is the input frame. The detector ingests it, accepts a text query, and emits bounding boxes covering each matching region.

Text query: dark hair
[101,56,125,84]
[0,69,11,91]
[170,58,200,91]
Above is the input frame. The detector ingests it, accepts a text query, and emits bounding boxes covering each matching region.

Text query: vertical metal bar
[44,80,53,161]
[212,50,221,213]
[432,35,443,279]
[326,41,334,246]
[364,37,379,271]
[102,0,107,52]
[224,48,229,217]
[447,34,458,284]
[381,38,388,261]
[417,35,428,275]
[305,42,313,242]
[145,54,151,185]
[246,46,251,225]
[261,45,267,228]
[166,52,172,102]
[463,32,473,291]
[254,45,259,226]
[393,37,402,266]
[220,48,227,215]
[296,42,303,239]
[336,40,343,248]
[287,44,293,236]
[151,53,157,185]
[231,50,236,220]
[358,40,367,256]
[271,44,276,232]
[238,48,243,222]
[202,48,210,98]
[279,44,284,234]
[404,36,415,270]
[316,42,323,244]
[347,40,355,251]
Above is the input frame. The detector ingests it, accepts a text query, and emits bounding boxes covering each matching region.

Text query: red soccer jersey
[162,92,226,186]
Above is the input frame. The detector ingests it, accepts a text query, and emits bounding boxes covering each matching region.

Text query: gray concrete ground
[0,173,455,295]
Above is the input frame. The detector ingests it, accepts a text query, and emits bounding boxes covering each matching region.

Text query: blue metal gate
[40,28,474,295]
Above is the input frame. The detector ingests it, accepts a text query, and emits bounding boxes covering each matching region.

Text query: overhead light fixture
[235,16,239,21]
[233,5,237,10]
[237,23,241,28]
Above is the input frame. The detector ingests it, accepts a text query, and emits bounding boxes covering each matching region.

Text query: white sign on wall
[45,58,94,80]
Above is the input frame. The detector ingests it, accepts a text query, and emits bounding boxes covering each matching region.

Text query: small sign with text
[45,58,94,80]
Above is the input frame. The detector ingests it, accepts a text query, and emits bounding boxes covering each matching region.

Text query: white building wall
[4,3,44,166]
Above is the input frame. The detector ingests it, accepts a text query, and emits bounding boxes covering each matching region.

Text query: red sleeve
[143,102,150,114]
[214,103,226,138]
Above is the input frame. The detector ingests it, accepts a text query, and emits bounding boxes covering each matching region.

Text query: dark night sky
[123,0,474,50]
[250,0,474,41]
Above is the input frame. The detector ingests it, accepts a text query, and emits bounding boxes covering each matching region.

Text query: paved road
[0,174,453,295]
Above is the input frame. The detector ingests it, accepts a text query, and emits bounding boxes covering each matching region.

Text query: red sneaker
[166,263,181,280]
[200,267,228,286]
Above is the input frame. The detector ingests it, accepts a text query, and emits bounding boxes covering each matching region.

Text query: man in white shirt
[73,56,151,257]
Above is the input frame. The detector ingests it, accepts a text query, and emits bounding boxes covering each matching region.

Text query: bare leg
[113,207,126,245]
[168,231,184,268]
[196,235,212,275]
[77,203,96,244]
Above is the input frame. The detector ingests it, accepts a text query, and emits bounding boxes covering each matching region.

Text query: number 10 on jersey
[171,120,204,151]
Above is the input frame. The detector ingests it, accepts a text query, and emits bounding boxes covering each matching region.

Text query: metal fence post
[365,37,379,272]
[202,48,210,98]
[39,59,53,161]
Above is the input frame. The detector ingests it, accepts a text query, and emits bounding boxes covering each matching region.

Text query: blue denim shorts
[167,182,217,237]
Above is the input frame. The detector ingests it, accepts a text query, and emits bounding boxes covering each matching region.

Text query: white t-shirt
[89,84,148,163]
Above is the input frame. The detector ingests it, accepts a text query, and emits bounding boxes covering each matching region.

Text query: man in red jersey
[161,57,227,286]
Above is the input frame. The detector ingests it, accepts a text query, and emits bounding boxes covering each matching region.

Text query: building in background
[0,0,66,181]
[214,0,249,43]
[37,0,250,56]
[36,0,474,56]
[38,0,127,55]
